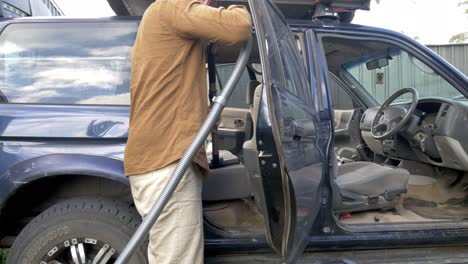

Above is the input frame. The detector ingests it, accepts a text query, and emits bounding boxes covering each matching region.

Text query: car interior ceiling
[322,38,396,75]
[201,34,468,233]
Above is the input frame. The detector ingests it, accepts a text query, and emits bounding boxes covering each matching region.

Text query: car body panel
[0,104,129,211]
[0,104,129,139]
[249,0,325,261]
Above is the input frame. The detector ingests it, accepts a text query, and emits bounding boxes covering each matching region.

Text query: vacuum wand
[114,36,252,264]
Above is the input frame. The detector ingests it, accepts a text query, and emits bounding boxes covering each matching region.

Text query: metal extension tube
[115,36,253,264]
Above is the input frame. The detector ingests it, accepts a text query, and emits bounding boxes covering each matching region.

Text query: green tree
[461,0,468,12]
[449,32,468,43]
[449,1,468,43]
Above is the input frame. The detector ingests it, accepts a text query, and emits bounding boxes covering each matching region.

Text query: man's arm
[167,0,252,46]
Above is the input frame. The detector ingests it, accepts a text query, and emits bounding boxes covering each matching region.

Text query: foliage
[459,0,468,10]
[449,1,468,43]
[449,32,468,43]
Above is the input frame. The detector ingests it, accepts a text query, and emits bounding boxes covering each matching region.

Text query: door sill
[340,220,468,233]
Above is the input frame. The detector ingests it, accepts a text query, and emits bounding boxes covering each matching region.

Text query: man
[124,0,252,263]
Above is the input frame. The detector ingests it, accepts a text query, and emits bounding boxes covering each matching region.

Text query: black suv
[1,0,468,263]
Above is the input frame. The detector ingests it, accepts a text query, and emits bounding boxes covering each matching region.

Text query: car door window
[341,43,464,104]
[214,63,262,109]
[268,15,310,102]
[0,22,138,105]
[329,72,354,110]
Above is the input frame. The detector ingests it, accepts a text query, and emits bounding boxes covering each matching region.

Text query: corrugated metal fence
[428,43,468,76]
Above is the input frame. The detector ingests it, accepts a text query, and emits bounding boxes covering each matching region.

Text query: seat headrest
[246,80,261,106]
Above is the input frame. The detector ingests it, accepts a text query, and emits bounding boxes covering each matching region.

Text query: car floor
[203,199,265,232]
[341,172,468,224]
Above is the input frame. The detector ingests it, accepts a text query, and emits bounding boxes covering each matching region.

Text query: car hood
[107,0,371,17]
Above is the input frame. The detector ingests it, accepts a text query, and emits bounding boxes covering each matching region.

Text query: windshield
[342,47,465,104]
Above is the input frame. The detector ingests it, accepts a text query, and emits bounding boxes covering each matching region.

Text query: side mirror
[366,57,389,70]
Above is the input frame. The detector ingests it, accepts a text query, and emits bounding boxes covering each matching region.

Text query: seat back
[331,155,345,210]
[246,80,261,106]
[203,164,251,201]
[243,84,263,151]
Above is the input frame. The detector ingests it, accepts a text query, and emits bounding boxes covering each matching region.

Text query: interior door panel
[217,107,252,156]
[334,109,362,160]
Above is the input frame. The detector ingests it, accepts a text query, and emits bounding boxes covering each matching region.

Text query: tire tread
[7,197,145,264]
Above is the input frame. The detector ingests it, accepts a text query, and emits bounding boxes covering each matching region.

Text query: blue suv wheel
[6,198,148,264]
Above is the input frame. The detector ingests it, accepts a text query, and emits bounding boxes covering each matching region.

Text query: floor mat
[403,198,468,220]
[204,199,264,228]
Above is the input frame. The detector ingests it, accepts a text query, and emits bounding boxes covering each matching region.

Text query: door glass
[329,72,354,110]
[0,22,138,105]
[337,39,464,104]
[265,12,310,101]
[214,63,262,109]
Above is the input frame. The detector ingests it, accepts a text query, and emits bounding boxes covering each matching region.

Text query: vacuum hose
[114,36,252,264]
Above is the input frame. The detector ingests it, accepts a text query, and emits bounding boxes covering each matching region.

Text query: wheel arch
[0,154,133,246]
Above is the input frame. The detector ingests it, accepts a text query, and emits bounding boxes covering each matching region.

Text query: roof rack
[312,4,340,22]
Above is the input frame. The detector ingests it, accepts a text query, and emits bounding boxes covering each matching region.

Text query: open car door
[249,0,325,262]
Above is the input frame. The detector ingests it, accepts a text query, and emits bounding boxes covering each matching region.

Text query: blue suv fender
[0,153,128,211]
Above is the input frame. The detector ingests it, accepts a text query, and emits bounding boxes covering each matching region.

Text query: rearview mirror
[366,57,389,70]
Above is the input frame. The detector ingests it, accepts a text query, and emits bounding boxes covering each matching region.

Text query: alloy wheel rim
[41,237,117,264]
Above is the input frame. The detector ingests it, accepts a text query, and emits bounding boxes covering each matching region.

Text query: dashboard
[360,98,468,172]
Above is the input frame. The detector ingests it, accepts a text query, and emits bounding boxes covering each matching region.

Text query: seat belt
[208,43,222,168]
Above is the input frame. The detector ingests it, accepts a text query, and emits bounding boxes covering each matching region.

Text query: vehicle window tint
[0,22,138,105]
[264,4,311,102]
[215,63,262,109]
[328,73,354,110]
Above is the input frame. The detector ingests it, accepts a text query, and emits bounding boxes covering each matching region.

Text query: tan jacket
[124,0,252,176]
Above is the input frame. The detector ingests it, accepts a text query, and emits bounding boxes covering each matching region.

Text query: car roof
[107,0,371,16]
[0,16,141,23]
[0,16,374,31]
[0,16,408,46]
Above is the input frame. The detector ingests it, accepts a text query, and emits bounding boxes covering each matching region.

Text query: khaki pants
[129,163,204,264]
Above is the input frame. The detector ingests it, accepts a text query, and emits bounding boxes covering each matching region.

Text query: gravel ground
[206,246,468,264]
[2,246,468,263]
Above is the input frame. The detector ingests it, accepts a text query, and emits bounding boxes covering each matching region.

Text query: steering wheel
[371,88,419,140]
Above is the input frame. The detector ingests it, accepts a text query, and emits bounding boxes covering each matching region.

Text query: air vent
[361,114,367,123]
[440,104,450,118]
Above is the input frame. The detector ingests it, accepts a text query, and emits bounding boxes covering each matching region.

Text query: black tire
[7,197,148,264]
